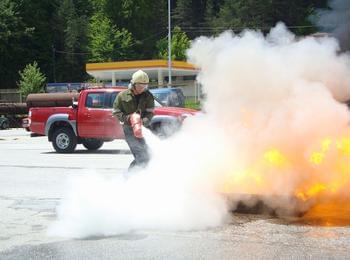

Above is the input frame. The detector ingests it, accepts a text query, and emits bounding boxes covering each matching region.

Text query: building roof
[86,59,199,81]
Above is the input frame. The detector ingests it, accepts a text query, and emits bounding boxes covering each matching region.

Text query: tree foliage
[54,0,90,82]
[173,0,211,38]
[87,13,135,62]
[156,26,191,61]
[211,0,328,35]
[18,1,58,83]
[18,61,46,98]
[0,0,33,88]
[104,0,167,59]
[0,0,331,89]
[0,0,25,43]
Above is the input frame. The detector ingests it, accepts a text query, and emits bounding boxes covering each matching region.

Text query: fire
[295,183,327,201]
[336,137,350,155]
[264,149,288,167]
[220,136,350,225]
[309,138,332,165]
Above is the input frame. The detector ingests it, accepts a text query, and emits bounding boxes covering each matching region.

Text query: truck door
[78,92,107,138]
[103,91,125,139]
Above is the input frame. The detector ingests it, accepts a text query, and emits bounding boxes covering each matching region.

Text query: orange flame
[219,136,350,225]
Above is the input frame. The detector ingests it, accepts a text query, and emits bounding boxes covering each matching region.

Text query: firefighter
[113,70,154,171]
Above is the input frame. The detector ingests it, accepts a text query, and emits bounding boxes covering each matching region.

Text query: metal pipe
[0,93,80,115]
[0,103,28,115]
[26,93,79,108]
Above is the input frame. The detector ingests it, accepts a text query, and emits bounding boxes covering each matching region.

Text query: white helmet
[131,70,149,84]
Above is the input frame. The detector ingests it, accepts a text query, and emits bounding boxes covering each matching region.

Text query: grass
[185,99,201,110]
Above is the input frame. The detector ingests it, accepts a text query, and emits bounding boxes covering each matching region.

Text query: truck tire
[151,121,180,138]
[52,127,77,153]
[151,122,166,138]
[1,120,9,130]
[82,138,104,150]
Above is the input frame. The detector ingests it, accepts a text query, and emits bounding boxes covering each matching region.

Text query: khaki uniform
[113,88,154,170]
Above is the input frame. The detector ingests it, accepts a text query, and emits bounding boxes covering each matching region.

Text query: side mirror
[72,101,78,109]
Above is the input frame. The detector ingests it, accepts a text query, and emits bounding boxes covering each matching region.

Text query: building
[86,60,200,100]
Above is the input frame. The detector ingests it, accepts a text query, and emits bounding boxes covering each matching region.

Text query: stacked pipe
[26,92,80,108]
[0,103,28,115]
[0,93,80,116]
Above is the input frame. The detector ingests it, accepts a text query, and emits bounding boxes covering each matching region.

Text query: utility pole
[168,0,172,87]
[52,45,56,83]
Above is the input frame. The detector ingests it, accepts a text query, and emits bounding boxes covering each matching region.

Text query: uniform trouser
[123,124,150,170]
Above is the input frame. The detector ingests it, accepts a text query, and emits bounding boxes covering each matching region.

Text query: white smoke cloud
[188,22,350,211]
[311,0,350,51]
[48,127,229,238]
[50,23,350,238]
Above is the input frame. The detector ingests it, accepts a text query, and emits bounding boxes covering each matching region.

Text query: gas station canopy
[86,59,198,86]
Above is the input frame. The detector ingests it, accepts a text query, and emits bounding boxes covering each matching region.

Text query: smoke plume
[50,23,350,238]
[311,0,350,51]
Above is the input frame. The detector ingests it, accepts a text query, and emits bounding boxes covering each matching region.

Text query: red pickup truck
[27,87,197,153]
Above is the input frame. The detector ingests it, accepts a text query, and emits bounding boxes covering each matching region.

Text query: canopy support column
[112,72,116,86]
[157,69,164,86]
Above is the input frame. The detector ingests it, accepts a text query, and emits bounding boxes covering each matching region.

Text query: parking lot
[1,129,350,259]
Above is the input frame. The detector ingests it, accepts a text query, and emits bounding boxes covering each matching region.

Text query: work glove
[129,112,143,138]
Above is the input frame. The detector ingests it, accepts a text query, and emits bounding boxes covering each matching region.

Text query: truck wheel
[52,127,77,153]
[82,139,104,150]
[1,120,9,130]
[151,123,165,138]
[151,122,180,138]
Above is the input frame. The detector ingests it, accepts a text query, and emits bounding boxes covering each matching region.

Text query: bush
[18,61,46,98]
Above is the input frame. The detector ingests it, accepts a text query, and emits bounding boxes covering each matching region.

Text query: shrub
[18,61,46,98]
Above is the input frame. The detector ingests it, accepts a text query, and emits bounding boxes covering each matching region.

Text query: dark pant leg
[123,125,150,170]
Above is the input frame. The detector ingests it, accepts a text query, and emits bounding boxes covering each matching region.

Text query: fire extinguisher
[129,112,143,138]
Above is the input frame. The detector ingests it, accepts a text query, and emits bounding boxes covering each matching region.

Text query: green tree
[211,0,328,35]
[105,0,167,59]
[89,0,106,11]
[156,26,190,60]
[16,0,59,83]
[173,0,211,38]
[87,13,135,62]
[0,0,331,89]
[0,0,33,88]
[204,0,224,29]
[173,0,193,29]
[212,0,272,30]
[54,0,90,82]
[0,0,21,43]
[18,61,46,98]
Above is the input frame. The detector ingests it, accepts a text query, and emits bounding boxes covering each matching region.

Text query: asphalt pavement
[1,129,350,259]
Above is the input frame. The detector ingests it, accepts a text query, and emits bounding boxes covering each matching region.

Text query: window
[105,92,118,108]
[152,92,168,103]
[150,88,185,107]
[85,92,120,109]
[85,93,104,108]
